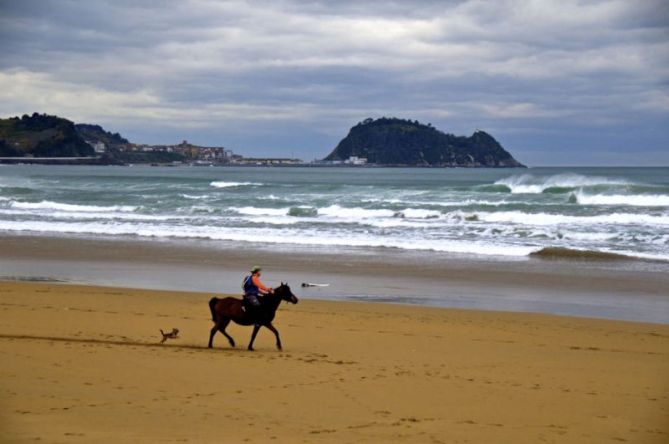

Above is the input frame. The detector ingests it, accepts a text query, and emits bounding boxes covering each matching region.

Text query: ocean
[0,165,668,263]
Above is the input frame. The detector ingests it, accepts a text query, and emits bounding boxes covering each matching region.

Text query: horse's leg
[208,321,219,348]
[207,322,218,348]
[218,318,235,348]
[265,323,282,351]
[247,324,261,351]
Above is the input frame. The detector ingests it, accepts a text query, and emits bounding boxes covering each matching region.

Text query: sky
[0,0,668,165]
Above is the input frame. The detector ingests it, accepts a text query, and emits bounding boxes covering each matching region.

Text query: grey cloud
[0,0,667,164]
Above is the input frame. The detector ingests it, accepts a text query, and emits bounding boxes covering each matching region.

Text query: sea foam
[572,191,669,207]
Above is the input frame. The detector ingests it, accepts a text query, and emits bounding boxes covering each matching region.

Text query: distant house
[346,156,367,165]
[86,140,107,154]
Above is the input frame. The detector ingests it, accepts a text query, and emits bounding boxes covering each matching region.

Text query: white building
[87,141,106,154]
[346,156,367,165]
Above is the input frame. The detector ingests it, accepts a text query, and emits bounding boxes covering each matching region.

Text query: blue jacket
[243,275,258,295]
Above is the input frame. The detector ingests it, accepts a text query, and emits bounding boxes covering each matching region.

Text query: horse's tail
[208,297,219,322]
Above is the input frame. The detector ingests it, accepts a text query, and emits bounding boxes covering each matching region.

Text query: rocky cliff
[324,118,525,167]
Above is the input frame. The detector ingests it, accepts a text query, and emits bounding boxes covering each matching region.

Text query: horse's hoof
[247,347,254,351]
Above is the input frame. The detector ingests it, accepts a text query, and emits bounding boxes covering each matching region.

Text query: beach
[1,280,668,443]
[1,166,669,442]
[3,0,669,441]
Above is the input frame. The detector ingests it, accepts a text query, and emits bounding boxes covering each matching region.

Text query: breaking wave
[493,173,632,194]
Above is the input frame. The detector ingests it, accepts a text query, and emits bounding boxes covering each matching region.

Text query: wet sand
[1,281,668,443]
[1,234,668,323]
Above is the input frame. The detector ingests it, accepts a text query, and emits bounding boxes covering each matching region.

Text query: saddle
[241,294,265,322]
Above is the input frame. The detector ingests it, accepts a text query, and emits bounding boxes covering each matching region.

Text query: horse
[208,282,299,351]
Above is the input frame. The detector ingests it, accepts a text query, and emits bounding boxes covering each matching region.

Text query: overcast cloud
[1,0,668,165]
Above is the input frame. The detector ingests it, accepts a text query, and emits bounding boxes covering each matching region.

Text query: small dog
[159,328,179,344]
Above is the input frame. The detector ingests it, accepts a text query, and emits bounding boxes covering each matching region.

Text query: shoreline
[0,278,665,328]
[1,233,668,324]
[1,280,668,443]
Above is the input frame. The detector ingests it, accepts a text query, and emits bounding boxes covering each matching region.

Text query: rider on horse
[243,266,273,322]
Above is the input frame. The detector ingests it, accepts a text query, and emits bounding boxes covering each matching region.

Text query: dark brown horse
[208,283,298,351]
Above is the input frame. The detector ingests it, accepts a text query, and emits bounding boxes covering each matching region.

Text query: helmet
[250,266,262,273]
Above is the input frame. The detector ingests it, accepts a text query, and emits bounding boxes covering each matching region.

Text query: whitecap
[399,208,442,219]
[558,231,620,242]
[9,200,138,213]
[181,194,210,200]
[231,206,289,216]
[317,205,396,219]
[210,181,262,188]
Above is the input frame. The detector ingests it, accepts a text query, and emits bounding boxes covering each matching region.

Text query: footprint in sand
[309,429,337,434]
[401,417,420,423]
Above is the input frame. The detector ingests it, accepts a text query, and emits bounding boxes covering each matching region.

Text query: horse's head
[275,282,299,304]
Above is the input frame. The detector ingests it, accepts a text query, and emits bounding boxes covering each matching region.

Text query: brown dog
[159,328,179,343]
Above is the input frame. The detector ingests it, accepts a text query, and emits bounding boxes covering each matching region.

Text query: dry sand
[1,281,668,443]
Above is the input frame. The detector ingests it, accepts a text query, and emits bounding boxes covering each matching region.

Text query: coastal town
[107,139,306,166]
[91,139,370,166]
